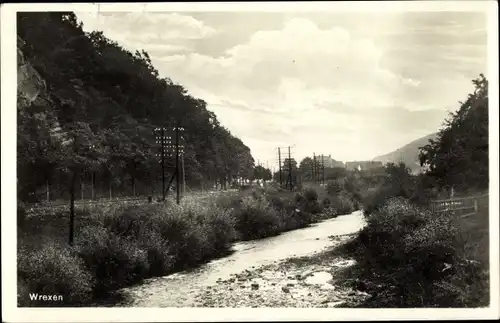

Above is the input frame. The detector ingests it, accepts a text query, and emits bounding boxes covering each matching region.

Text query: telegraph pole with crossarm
[154,127,172,201]
[154,125,184,203]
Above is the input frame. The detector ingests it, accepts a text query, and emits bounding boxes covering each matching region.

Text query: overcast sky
[76,10,487,169]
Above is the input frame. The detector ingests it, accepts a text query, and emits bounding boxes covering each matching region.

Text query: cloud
[77,12,216,55]
[75,12,487,165]
[151,17,422,112]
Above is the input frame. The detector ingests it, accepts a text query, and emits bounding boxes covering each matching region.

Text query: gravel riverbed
[103,211,367,307]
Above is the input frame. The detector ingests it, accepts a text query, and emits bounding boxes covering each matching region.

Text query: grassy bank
[329,173,490,307]
[17,184,356,306]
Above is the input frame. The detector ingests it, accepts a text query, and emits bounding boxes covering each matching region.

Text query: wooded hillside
[17,12,256,202]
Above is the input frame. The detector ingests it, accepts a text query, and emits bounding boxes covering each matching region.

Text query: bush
[151,204,203,268]
[233,195,281,240]
[326,181,343,195]
[202,206,237,252]
[268,194,285,211]
[17,187,331,306]
[329,194,355,215]
[75,225,149,296]
[18,243,94,306]
[137,229,175,276]
[349,196,488,307]
[362,185,401,216]
[99,204,157,239]
[215,193,243,210]
[303,188,318,202]
[322,206,338,218]
[294,192,306,204]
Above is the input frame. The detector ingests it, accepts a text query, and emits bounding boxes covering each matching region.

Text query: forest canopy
[17,12,255,201]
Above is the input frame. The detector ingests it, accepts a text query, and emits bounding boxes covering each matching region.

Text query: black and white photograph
[1,1,499,321]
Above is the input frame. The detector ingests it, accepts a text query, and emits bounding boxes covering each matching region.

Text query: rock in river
[304,271,333,285]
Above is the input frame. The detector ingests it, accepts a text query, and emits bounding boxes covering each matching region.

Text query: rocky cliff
[17,36,46,109]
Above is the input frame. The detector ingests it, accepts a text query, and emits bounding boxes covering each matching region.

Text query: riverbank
[193,234,367,308]
[98,211,365,307]
[18,185,359,307]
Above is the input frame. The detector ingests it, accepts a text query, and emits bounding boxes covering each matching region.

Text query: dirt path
[106,211,366,307]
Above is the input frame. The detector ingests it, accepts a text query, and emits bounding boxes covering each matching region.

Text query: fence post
[474,198,478,213]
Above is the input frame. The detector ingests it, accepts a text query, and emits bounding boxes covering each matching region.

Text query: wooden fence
[430,194,489,218]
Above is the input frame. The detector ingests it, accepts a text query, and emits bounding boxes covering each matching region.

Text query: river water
[104,210,365,307]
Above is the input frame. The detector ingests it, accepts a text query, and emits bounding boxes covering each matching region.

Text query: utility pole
[313,153,317,184]
[173,124,185,205]
[155,127,171,201]
[322,154,325,186]
[181,152,186,195]
[278,147,283,188]
[176,126,180,204]
[287,146,293,191]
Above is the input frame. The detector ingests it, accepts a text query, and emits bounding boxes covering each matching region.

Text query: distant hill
[373,133,438,173]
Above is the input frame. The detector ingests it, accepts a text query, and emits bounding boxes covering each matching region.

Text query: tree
[253,165,272,182]
[299,157,314,181]
[17,11,257,207]
[419,74,488,193]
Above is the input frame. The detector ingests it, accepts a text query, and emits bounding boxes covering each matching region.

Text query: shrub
[294,192,306,204]
[233,195,281,240]
[215,193,242,210]
[202,206,237,251]
[75,225,149,296]
[329,194,355,215]
[323,206,338,218]
[362,185,401,216]
[99,204,158,239]
[303,188,318,202]
[18,243,94,306]
[326,181,343,195]
[268,194,285,211]
[350,196,488,307]
[137,228,175,276]
[303,200,322,215]
[263,186,279,196]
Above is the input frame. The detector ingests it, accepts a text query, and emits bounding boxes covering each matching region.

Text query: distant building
[316,154,345,168]
[345,161,384,171]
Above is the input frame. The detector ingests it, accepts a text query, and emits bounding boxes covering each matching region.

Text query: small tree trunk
[81,178,84,200]
[46,180,50,202]
[69,170,77,245]
[91,172,95,200]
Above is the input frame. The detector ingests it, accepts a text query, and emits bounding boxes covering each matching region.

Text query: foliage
[362,162,416,216]
[17,12,256,202]
[17,181,339,306]
[233,195,282,240]
[75,225,150,296]
[419,74,488,193]
[18,243,94,306]
[253,165,272,181]
[331,75,490,308]
[329,194,355,215]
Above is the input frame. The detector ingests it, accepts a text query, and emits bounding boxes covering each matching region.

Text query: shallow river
[104,210,365,307]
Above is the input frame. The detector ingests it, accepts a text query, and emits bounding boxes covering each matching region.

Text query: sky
[75,10,488,170]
